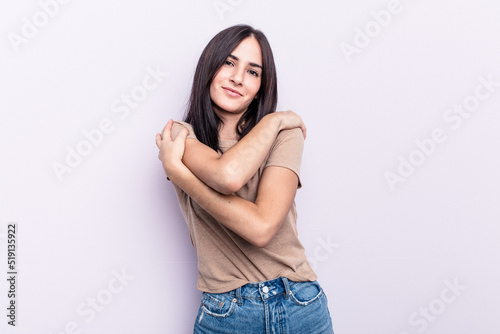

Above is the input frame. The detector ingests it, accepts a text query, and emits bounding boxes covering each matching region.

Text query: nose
[230,67,244,85]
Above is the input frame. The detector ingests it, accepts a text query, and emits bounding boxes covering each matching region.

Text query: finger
[160,122,168,137]
[175,127,189,143]
[297,116,306,139]
[161,119,173,140]
[155,133,162,149]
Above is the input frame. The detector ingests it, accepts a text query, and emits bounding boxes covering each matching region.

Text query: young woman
[156,25,334,334]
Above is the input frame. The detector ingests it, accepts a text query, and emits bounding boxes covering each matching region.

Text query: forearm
[157,118,299,248]
[183,113,282,194]
[168,163,272,247]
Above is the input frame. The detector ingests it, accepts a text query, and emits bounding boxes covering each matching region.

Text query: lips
[222,87,242,97]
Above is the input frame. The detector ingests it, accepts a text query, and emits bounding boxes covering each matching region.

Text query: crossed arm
[155,112,305,247]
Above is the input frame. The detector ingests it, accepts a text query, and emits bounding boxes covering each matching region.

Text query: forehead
[230,37,262,65]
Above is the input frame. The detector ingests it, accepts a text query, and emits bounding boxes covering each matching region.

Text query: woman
[156,24,334,333]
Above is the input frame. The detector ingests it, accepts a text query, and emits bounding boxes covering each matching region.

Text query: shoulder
[277,127,304,140]
[172,120,194,132]
[172,120,197,140]
[272,127,304,151]
[265,127,304,188]
[266,128,305,167]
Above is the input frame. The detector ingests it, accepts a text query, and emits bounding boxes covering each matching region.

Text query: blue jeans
[193,277,334,334]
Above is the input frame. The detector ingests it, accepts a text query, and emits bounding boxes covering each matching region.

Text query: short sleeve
[264,127,304,189]
[171,121,197,140]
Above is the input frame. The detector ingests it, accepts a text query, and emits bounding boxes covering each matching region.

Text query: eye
[248,69,260,77]
[225,60,234,66]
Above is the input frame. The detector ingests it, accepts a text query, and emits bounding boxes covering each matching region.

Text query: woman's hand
[272,110,307,139]
[156,119,190,181]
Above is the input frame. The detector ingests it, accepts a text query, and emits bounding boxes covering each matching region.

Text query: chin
[219,104,248,114]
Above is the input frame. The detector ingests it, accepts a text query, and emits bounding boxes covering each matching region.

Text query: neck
[218,118,240,141]
[213,105,243,141]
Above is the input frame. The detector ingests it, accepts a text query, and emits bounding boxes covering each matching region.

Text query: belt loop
[281,277,291,300]
[236,286,243,306]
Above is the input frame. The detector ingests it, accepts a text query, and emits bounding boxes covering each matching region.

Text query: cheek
[209,84,216,101]
[209,74,224,97]
[209,71,222,95]
[213,67,229,83]
[249,80,261,98]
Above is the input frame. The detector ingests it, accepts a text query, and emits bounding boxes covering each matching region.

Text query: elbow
[252,236,272,248]
[220,179,242,195]
[218,167,246,195]
[250,221,280,248]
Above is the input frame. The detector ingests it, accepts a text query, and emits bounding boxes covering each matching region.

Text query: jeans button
[262,286,269,293]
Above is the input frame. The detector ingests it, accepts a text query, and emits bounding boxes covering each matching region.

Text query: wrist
[264,113,282,132]
[163,161,190,183]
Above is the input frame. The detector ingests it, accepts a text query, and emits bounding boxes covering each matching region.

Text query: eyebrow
[228,54,262,69]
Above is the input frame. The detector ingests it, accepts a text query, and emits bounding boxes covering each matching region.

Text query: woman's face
[210,36,262,119]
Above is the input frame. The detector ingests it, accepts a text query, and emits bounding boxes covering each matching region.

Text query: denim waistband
[227,277,291,305]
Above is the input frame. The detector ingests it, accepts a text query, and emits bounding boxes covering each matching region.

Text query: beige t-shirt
[170,120,317,293]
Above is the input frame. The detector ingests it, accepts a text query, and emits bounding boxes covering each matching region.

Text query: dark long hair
[184,24,278,152]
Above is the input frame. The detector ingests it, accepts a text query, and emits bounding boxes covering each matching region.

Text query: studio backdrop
[1,0,499,333]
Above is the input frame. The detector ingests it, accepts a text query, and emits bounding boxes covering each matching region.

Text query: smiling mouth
[223,87,242,97]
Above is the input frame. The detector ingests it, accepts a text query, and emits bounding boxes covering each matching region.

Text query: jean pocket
[201,292,237,318]
[289,280,324,306]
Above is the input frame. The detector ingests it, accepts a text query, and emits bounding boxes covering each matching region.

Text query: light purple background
[1,0,499,333]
